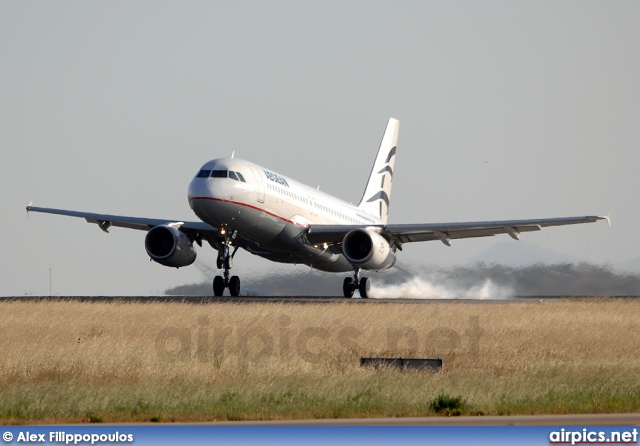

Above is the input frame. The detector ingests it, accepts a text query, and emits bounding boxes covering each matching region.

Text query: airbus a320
[26,118,609,297]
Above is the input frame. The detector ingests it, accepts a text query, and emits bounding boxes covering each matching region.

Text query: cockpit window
[226,171,247,182]
[210,170,228,178]
[203,169,247,182]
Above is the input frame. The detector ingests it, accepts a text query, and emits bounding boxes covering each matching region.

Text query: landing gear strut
[343,268,370,299]
[213,231,241,297]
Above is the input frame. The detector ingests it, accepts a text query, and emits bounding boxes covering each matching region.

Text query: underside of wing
[387,215,609,246]
[306,215,609,248]
[26,205,219,241]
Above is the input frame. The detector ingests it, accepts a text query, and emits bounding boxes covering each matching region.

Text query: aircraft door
[309,196,318,217]
[249,166,265,203]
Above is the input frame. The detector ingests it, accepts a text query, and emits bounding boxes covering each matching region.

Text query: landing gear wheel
[214,231,241,297]
[229,276,241,297]
[359,277,370,299]
[343,277,355,298]
[213,276,225,296]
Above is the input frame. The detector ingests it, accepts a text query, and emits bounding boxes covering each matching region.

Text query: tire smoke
[368,276,514,299]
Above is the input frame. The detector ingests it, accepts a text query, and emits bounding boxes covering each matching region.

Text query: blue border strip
[1,426,638,446]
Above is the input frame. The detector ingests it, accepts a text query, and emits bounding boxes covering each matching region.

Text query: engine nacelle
[145,225,197,268]
[342,228,396,271]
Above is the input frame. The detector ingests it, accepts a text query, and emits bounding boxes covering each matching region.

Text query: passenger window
[210,170,228,178]
[236,172,246,182]
[229,171,239,181]
[197,169,211,178]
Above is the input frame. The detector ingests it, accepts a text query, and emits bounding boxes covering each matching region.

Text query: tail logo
[365,145,396,209]
[366,190,390,207]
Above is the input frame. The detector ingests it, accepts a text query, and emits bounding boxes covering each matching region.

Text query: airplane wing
[306,215,610,248]
[26,205,218,241]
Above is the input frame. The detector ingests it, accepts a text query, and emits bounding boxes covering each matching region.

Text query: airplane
[26,118,610,298]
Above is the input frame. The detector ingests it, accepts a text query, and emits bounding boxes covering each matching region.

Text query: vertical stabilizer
[357,118,399,222]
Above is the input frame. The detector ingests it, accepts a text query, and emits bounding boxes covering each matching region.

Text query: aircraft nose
[188,177,210,205]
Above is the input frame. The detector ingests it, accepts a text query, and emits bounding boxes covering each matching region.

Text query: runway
[0,295,500,304]
[149,413,640,426]
[2,295,638,304]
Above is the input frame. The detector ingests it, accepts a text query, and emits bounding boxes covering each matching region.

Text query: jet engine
[145,225,197,268]
[342,228,396,271]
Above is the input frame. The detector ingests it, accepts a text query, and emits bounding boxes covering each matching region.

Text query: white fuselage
[187,157,382,272]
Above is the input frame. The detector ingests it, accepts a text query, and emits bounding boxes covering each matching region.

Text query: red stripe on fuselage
[188,196,307,227]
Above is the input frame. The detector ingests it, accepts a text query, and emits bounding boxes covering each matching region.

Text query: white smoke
[369,276,514,300]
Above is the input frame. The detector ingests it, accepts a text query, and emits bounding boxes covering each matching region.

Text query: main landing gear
[343,267,370,299]
[213,231,241,297]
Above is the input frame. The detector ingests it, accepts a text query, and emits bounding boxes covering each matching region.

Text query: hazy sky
[2,1,639,296]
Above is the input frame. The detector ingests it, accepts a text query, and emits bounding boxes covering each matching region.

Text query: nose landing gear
[213,231,241,297]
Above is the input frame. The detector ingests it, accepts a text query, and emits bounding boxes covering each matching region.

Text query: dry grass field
[1,298,639,424]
